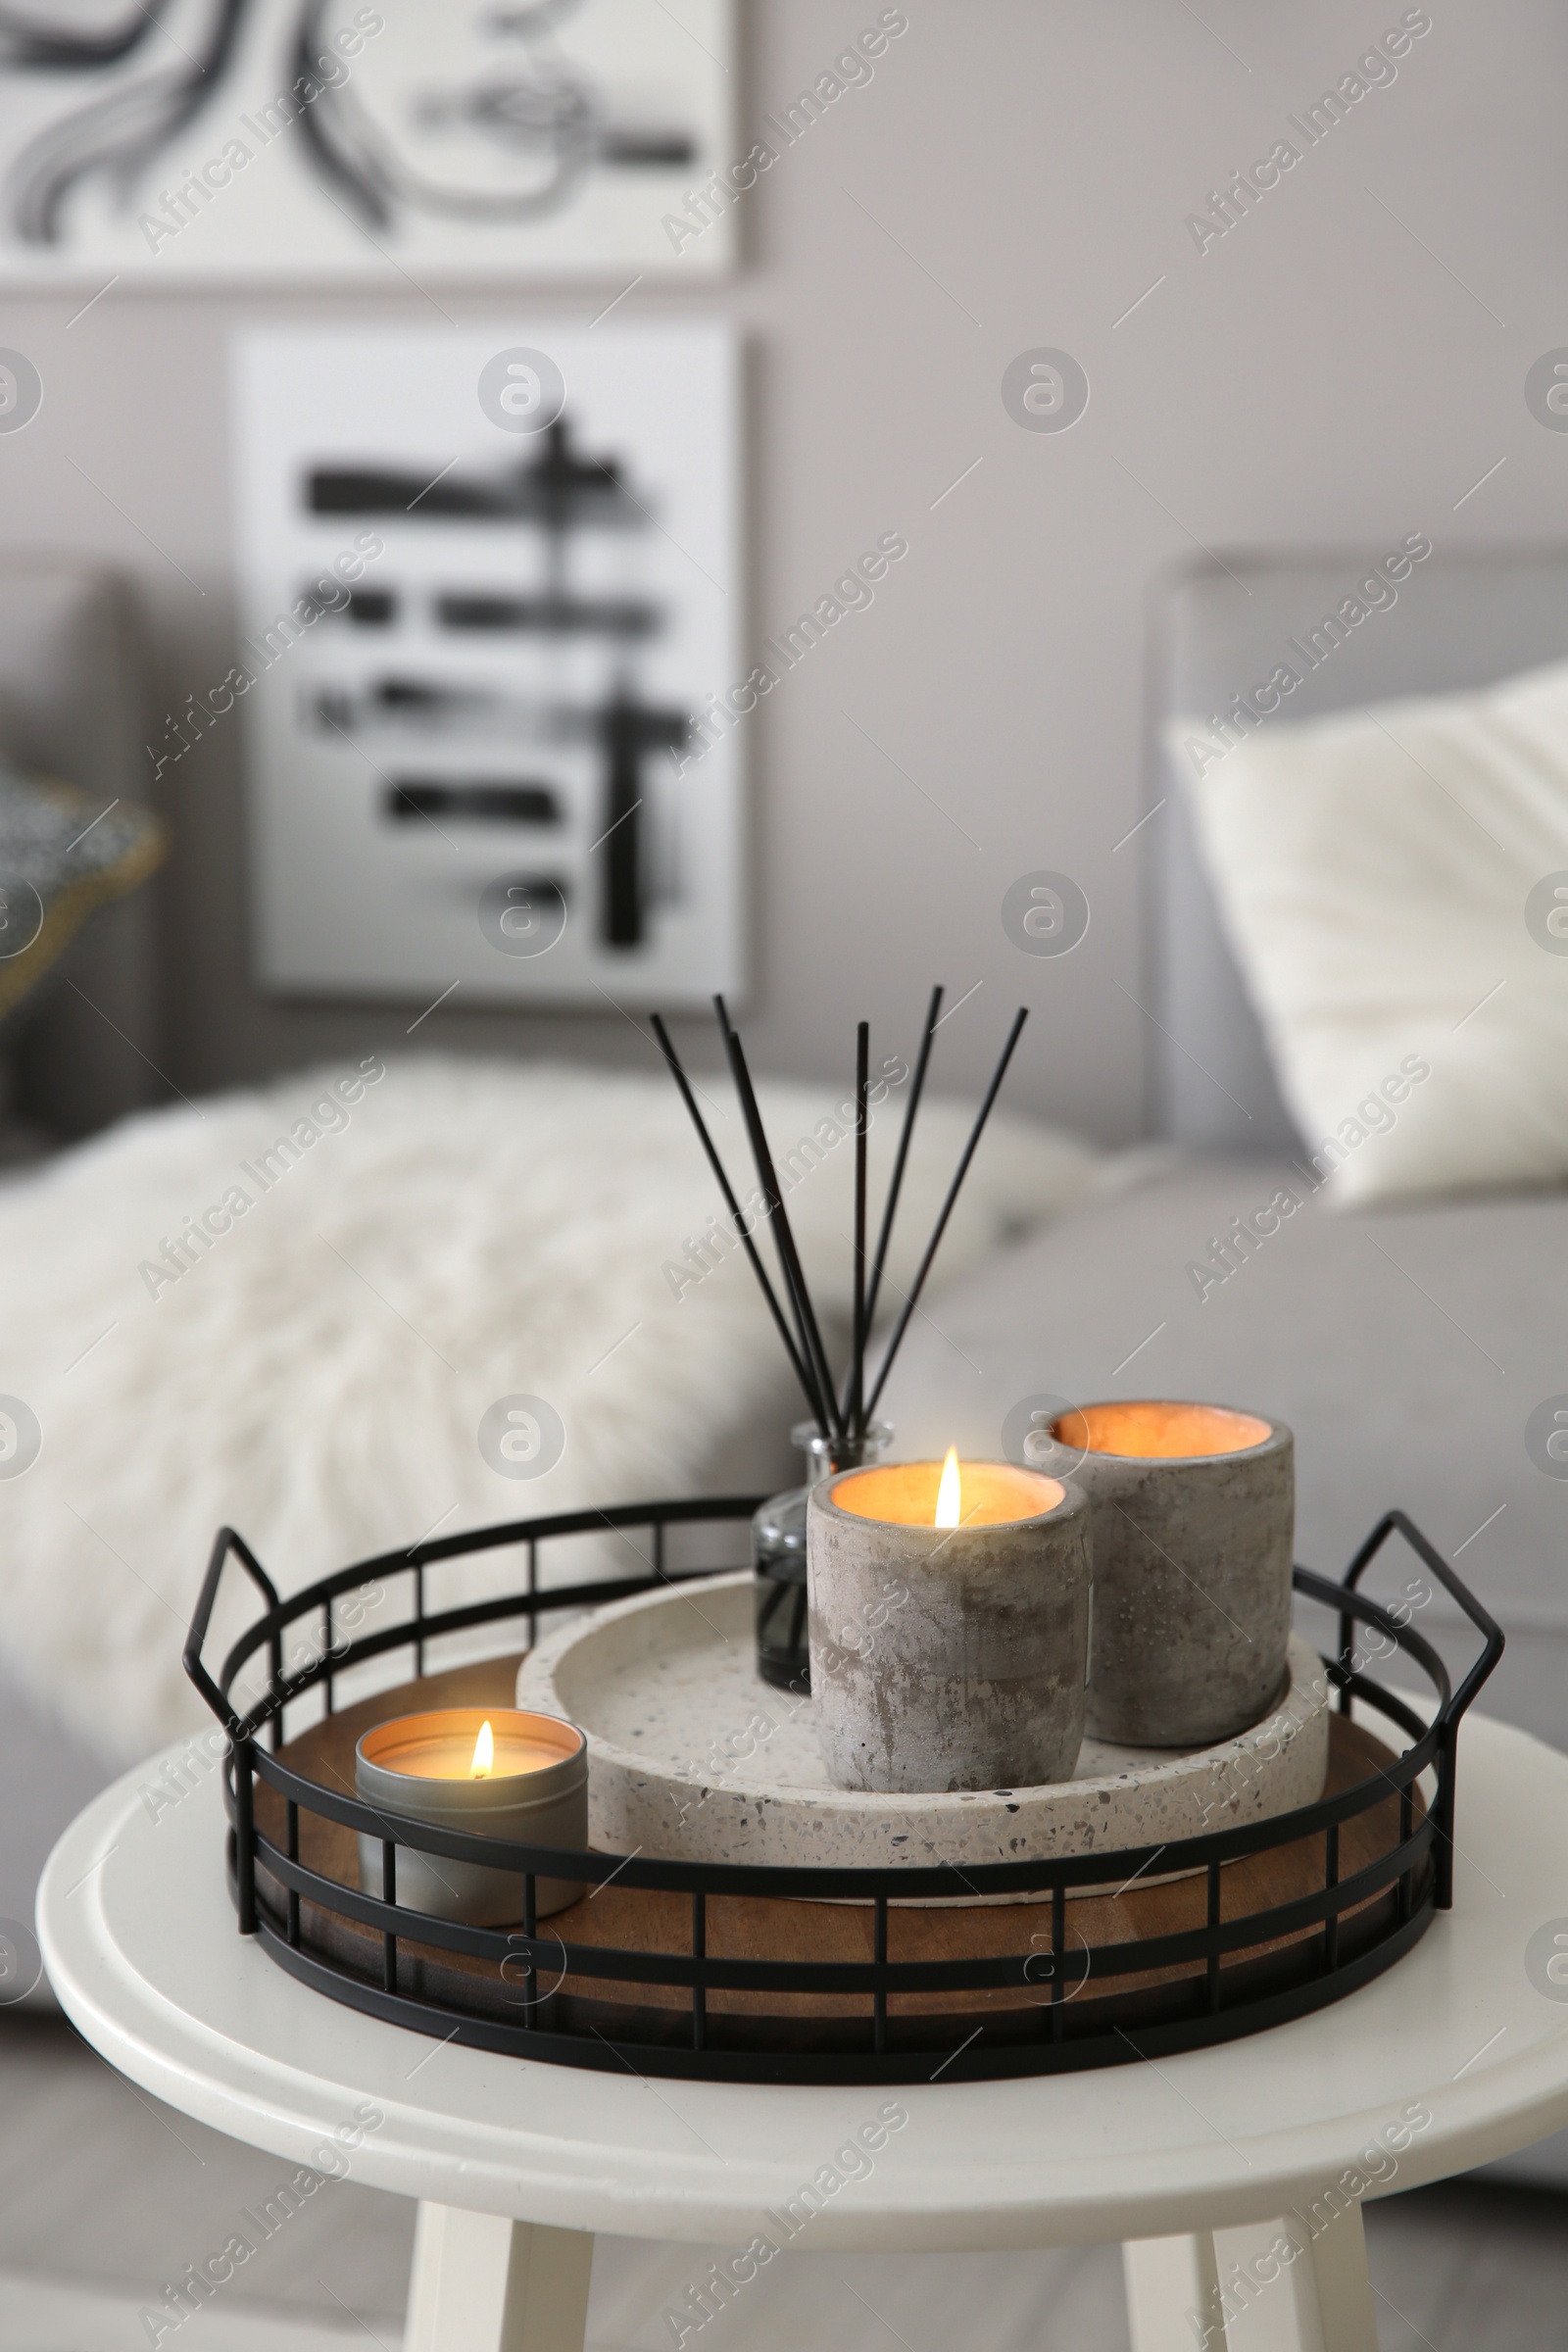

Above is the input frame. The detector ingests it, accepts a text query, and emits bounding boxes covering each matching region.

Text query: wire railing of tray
[184,1498,1501,2085]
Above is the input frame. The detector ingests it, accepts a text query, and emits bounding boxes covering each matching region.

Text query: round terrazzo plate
[515,1574,1331,1895]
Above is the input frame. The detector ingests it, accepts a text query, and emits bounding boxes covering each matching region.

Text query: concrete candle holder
[1027,1400,1294,1747]
[807,1458,1091,1794]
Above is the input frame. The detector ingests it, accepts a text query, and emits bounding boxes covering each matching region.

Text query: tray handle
[183,1524,279,1740]
[1340,1508,1504,1732]
[1339,1509,1504,1908]
[183,1525,280,1938]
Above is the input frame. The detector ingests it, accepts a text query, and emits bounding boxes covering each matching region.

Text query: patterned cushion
[0,765,163,1027]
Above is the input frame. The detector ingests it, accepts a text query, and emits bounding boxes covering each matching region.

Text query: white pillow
[1174,656,1568,1205]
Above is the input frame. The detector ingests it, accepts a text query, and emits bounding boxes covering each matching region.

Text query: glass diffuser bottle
[754,1418,893,1692]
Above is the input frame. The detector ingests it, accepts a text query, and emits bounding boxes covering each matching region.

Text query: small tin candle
[355,1707,587,1925]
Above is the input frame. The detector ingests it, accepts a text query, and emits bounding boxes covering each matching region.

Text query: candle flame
[935,1446,961,1529]
[470,1719,494,1779]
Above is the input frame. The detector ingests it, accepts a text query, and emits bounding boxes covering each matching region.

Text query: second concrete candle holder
[1027,1400,1294,1747]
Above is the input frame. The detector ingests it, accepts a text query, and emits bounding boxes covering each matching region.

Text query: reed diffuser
[653,990,1029,1689]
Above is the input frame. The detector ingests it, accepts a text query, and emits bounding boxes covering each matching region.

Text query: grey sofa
[885,544,1568,2181]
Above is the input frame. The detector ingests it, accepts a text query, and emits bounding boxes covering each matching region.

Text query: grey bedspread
[881,1156,1568,1754]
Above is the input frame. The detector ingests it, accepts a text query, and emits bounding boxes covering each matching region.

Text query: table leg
[1123,2201,1379,2352]
[405,2201,594,2352]
[1123,2230,1227,2349]
[1214,2205,1378,2352]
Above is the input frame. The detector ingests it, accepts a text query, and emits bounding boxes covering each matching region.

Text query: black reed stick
[862,1006,1030,1422]
[861,983,943,1341]
[718,1004,842,1446]
[716,998,845,1449]
[655,989,1031,1465]
[847,1020,869,1440]
[649,1013,824,1430]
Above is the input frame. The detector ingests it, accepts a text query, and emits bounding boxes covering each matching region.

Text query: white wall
[0,0,1561,1138]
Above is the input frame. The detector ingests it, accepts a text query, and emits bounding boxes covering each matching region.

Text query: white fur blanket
[0,1054,1102,1760]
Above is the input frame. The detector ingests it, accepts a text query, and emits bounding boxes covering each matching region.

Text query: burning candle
[1026,1399,1294,1747]
[934,1444,961,1527]
[807,1453,1091,1793]
[355,1706,587,1925]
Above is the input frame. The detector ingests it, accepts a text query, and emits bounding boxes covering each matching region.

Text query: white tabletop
[35,1711,1568,2252]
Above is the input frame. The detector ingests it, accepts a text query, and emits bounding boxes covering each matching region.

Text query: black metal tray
[184,1499,1500,2084]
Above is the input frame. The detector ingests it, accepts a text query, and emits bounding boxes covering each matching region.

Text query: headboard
[1146,545,1568,1151]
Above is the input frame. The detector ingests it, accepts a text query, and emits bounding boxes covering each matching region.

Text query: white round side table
[37,1711,1568,2352]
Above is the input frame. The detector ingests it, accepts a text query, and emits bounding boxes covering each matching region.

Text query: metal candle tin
[354,1706,587,1924]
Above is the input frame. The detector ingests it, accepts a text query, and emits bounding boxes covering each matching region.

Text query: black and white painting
[0,0,733,281]
[229,320,742,1006]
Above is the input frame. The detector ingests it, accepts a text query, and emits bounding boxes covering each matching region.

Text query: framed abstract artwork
[226,318,743,1007]
[0,0,734,282]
